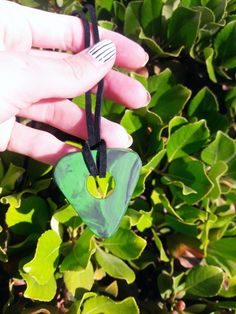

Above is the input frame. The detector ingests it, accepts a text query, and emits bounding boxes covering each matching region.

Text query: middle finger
[18,98,133,148]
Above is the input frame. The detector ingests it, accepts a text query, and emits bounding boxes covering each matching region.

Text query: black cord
[71,6,107,178]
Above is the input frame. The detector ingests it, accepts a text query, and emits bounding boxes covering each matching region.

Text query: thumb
[0,40,116,123]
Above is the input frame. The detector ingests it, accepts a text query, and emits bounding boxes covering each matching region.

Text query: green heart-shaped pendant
[54,149,142,238]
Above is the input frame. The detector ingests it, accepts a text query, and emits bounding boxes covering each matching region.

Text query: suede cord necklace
[54,5,142,238]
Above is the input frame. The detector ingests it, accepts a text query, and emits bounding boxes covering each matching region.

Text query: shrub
[0,0,236,313]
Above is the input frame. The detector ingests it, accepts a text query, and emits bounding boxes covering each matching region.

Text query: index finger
[16,2,148,69]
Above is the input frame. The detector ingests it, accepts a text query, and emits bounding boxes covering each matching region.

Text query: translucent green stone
[53,149,142,238]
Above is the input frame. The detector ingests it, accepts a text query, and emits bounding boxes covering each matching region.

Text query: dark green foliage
[1,0,236,313]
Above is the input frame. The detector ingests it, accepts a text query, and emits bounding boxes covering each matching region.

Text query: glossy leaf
[167,7,201,50]
[214,21,236,68]
[208,161,228,199]
[152,229,169,262]
[188,87,228,133]
[152,84,191,124]
[124,1,142,38]
[82,296,139,314]
[185,265,224,297]
[121,108,163,160]
[63,262,94,296]
[102,227,146,260]
[133,149,166,197]
[60,228,96,271]
[0,163,25,194]
[167,120,209,162]
[95,247,135,284]
[23,230,62,285]
[140,0,162,37]
[6,196,49,235]
[207,237,236,276]
[21,273,57,302]
[165,157,213,204]
[201,131,236,165]
[53,203,82,229]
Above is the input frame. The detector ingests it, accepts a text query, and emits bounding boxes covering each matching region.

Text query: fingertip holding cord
[0,117,16,152]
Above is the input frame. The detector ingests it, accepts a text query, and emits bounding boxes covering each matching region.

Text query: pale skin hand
[0,0,150,165]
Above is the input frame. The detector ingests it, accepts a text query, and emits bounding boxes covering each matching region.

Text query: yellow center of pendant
[86,172,116,199]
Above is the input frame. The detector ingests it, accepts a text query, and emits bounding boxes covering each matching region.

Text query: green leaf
[214,20,236,68]
[226,157,236,186]
[30,178,52,193]
[98,20,116,31]
[133,149,166,197]
[21,273,57,302]
[220,275,236,297]
[68,292,97,314]
[64,262,94,297]
[23,230,62,285]
[152,84,192,124]
[168,116,188,135]
[53,204,82,229]
[204,47,217,83]
[82,296,139,314]
[96,0,113,11]
[188,87,228,133]
[176,204,206,223]
[8,233,38,255]
[166,157,213,204]
[140,0,163,37]
[95,247,135,284]
[105,281,119,297]
[124,1,142,39]
[121,108,162,159]
[60,228,96,271]
[56,0,63,8]
[148,69,175,97]
[208,161,228,199]
[5,196,49,235]
[185,265,224,297]
[113,1,126,23]
[167,6,201,50]
[157,273,173,299]
[162,176,198,196]
[165,215,198,236]
[102,228,146,260]
[136,210,153,231]
[125,208,150,228]
[152,229,169,262]
[207,237,236,276]
[166,120,209,162]
[204,0,227,21]
[0,163,25,194]
[201,131,236,165]
[18,0,46,9]
[157,189,183,219]
[139,28,184,57]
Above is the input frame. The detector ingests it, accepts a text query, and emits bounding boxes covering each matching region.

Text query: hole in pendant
[86,172,116,199]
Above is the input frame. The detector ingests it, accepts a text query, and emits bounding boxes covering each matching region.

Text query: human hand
[0,0,150,164]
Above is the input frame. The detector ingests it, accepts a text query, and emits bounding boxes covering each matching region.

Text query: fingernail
[127,134,133,146]
[142,52,149,66]
[146,91,151,105]
[88,40,116,65]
